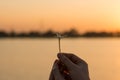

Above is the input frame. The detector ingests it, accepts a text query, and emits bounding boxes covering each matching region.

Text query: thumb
[57,53,76,70]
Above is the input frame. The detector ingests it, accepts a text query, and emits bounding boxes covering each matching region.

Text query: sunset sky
[0,0,120,33]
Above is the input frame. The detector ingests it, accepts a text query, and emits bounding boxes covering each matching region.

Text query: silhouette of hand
[49,60,65,80]
[49,53,90,80]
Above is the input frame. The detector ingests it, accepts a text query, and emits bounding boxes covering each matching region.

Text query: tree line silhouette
[0,29,120,38]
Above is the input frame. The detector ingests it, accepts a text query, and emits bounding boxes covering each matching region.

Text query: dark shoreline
[0,29,120,38]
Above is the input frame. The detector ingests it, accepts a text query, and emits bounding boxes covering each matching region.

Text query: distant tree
[43,30,55,37]
[9,31,16,37]
[83,32,113,37]
[28,32,41,37]
[17,33,28,37]
[0,31,8,37]
[114,32,120,37]
[62,29,80,37]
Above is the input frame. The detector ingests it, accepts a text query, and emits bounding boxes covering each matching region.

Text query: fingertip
[57,53,63,59]
[57,53,60,58]
[53,59,58,65]
[55,59,59,62]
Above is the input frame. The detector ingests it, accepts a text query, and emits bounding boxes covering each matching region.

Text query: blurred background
[0,0,120,80]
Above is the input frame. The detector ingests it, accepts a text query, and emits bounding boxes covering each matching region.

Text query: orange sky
[0,0,120,33]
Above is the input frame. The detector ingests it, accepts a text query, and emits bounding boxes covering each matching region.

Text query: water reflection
[0,38,120,80]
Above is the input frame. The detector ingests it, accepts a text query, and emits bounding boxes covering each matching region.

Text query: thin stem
[59,38,61,53]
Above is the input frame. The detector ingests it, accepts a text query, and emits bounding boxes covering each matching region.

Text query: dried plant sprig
[56,33,67,53]
[56,33,63,53]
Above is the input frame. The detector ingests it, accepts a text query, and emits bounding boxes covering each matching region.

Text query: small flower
[56,33,62,38]
[56,33,66,53]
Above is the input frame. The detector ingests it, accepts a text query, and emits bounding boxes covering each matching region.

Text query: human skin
[49,53,90,80]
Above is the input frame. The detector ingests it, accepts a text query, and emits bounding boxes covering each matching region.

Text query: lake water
[0,38,120,80]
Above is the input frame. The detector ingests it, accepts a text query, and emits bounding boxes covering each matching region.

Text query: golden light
[113,3,120,24]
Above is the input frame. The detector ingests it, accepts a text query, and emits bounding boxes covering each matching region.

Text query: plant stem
[59,37,61,53]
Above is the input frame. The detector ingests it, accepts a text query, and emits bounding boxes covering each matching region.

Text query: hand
[57,53,90,80]
[49,53,90,80]
[49,60,65,80]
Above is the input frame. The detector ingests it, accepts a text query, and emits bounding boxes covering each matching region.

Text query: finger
[58,53,87,64]
[53,60,65,80]
[49,71,55,80]
[49,60,58,80]
[57,53,76,70]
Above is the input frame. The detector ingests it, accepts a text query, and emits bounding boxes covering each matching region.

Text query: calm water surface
[0,38,120,80]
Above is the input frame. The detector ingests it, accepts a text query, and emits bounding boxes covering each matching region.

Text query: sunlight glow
[0,0,120,32]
